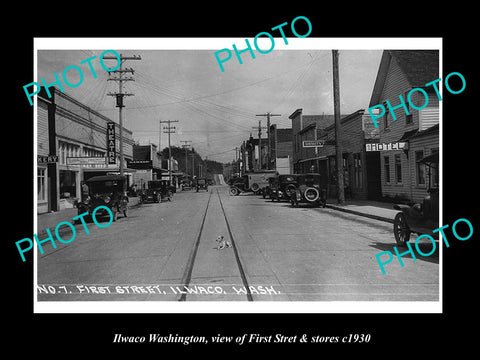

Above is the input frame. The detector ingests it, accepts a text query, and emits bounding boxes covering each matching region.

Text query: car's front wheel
[393,212,410,247]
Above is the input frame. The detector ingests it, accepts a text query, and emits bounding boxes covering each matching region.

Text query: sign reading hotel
[106,122,116,164]
[366,142,406,152]
[302,140,325,148]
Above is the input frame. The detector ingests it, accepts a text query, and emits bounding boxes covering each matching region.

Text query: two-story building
[368,50,439,203]
[37,88,134,213]
[269,124,292,174]
[316,109,382,200]
[129,144,164,190]
[289,109,336,174]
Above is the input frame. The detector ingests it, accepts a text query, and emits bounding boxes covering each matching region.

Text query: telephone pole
[160,120,179,183]
[252,121,268,170]
[180,140,192,176]
[332,50,345,205]
[256,112,281,170]
[106,53,141,180]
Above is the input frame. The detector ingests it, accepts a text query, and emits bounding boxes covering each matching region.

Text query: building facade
[289,109,336,174]
[316,110,381,200]
[368,50,439,203]
[269,124,292,174]
[129,144,164,190]
[37,88,134,213]
[290,108,382,200]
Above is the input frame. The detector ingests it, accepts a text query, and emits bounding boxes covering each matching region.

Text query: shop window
[38,168,46,201]
[384,156,390,183]
[329,157,336,185]
[395,154,402,184]
[353,153,363,189]
[415,150,426,186]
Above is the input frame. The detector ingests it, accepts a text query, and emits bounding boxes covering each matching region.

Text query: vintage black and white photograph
[32,38,442,313]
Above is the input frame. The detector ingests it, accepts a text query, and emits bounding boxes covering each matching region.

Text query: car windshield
[89,180,122,194]
[148,181,162,189]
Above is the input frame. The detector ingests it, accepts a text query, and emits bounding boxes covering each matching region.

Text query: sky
[36,39,383,163]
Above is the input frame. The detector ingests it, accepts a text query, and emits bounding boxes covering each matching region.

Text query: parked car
[195,177,209,192]
[392,152,439,246]
[77,175,128,222]
[290,173,326,208]
[229,175,248,196]
[229,172,277,196]
[270,174,298,202]
[247,171,277,195]
[159,180,173,201]
[263,176,278,199]
[140,180,162,203]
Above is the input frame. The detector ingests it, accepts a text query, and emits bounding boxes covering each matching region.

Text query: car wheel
[230,187,239,196]
[304,187,320,203]
[393,212,411,247]
[285,184,296,198]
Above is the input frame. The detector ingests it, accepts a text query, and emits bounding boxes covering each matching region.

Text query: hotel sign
[106,122,116,164]
[366,142,407,152]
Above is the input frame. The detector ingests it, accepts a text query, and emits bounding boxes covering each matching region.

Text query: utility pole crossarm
[159,120,179,183]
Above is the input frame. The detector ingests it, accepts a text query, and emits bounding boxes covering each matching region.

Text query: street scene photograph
[33,38,441,312]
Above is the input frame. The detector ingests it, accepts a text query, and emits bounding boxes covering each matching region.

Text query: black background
[7,4,476,355]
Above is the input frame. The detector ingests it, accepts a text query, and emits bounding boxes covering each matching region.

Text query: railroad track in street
[178,188,252,301]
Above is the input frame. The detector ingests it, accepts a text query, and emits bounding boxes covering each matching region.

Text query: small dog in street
[215,235,231,250]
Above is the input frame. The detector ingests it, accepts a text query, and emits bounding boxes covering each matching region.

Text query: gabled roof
[369,50,439,107]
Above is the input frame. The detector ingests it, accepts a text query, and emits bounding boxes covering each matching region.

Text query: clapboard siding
[37,99,49,157]
[375,52,440,202]
[419,106,439,130]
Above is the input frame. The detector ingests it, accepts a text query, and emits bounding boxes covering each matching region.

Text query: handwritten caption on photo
[37,283,281,296]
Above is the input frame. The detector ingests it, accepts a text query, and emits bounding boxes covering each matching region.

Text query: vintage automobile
[77,175,129,222]
[159,180,173,201]
[229,175,248,196]
[290,173,326,208]
[248,171,277,195]
[270,174,298,202]
[262,176,277,199]
[229,171,277,196]
[195,177,209,192]
[140,180,162,203]
[392,152,439,247]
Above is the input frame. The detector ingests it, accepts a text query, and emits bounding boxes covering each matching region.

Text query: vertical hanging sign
[106,122,116,164]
